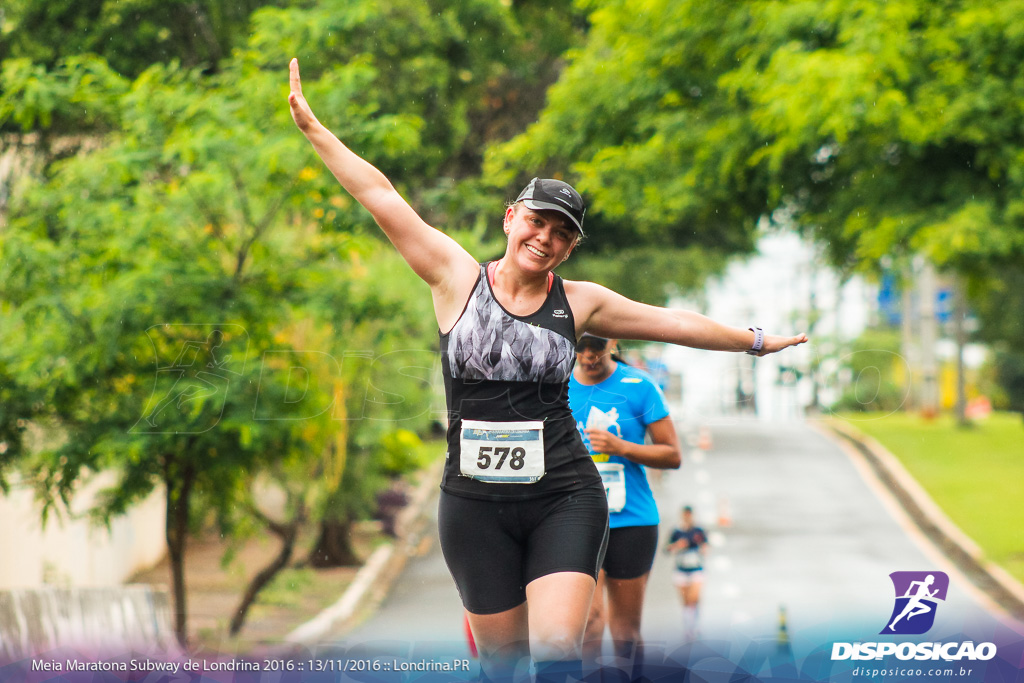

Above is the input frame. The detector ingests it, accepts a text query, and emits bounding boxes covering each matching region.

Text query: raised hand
[288,58,320,133]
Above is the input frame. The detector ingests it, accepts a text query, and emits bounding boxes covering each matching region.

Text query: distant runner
[665,506,709,640]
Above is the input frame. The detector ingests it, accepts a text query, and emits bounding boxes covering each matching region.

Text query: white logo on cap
[560,188,572,196]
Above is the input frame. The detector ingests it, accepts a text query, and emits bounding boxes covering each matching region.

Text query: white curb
[283,458,444,646]
[820,419,1024,617]
[284,544,394,645]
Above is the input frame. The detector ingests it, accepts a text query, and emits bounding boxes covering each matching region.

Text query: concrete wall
[0,586,177,659]
[0,472,166,589]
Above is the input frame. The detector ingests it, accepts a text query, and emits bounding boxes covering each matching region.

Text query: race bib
[676,548,702,570]
[460,420,545,483]
[595,462,626,513]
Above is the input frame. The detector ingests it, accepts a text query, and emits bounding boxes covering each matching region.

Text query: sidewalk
[131,459,444,655]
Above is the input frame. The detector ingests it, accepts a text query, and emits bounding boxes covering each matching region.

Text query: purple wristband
[746,327,764,355]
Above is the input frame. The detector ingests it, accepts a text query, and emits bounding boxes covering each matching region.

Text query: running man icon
[889,575,937,630]
[882,571,949,635]
[132,325,246,434]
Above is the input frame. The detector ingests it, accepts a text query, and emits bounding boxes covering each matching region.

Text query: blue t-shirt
[568,362,671,528]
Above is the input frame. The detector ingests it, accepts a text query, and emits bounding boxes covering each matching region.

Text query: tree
[0,0,284,77]
[557,245,726,306]
[3,0,591,642]
[490,0,1024,409]
[485,0,771,256]
[300,254,441,569]
[0,363,34,494]
[0,45,436,642]
[970,265,1024,421]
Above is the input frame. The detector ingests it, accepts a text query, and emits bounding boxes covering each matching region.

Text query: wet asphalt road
[336,416,1011,661]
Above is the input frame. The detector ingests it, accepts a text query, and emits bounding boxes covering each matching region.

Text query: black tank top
[438,263,600,500]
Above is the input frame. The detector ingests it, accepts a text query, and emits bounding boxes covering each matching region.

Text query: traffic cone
[697,426,713,451]
[772,605,797,676]
[777,605,789,647]
[717,497,732,528]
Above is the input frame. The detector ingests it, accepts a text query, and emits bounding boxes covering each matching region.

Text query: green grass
[835,411,1024,584]
[258,568,317,608]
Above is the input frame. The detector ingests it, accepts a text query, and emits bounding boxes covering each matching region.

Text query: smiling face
[503,203,579,274]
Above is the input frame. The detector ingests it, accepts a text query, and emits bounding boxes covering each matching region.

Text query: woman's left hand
[288,58,321,134]
[755,332,808,356]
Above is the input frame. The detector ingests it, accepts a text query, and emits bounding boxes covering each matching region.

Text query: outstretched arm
[565,280,807,355]
[288,59,478,296]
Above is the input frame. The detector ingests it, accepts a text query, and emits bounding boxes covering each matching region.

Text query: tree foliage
[970,265,1024,419]
[1,0,574,640]
[491,0,1024,267]
[558,245,727,306]
[0,0,284,76]
[0,0,603,640]
[490,0,1024,412]
[0,50,399,639]
[486,0,772,255]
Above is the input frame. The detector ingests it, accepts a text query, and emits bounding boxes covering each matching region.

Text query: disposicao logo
[831,571,997,663]
[881,571,949,635]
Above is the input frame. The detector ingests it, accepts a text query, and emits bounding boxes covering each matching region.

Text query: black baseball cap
[575,333,610,351]
[515,178,586,235]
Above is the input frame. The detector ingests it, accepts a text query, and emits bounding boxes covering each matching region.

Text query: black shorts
[602,525,659,579]
[437,483,609,615]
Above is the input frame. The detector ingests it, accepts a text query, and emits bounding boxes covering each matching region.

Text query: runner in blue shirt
[570,334,681,666]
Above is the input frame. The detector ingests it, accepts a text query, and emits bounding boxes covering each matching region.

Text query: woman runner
[288,58,807,682]
[570,335,681,671]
